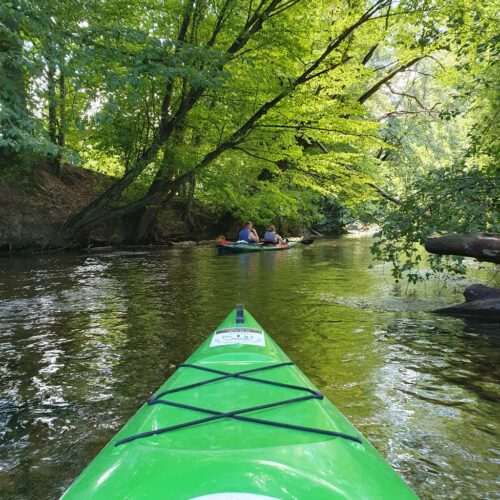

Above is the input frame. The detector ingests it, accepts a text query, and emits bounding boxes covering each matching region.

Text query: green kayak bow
[63,306,417,499]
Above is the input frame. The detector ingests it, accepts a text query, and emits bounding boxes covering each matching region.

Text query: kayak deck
[63,306,417,499]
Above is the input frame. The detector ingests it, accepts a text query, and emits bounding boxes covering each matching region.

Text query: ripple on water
[0,239,498,499]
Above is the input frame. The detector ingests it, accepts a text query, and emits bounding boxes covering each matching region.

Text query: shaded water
[0,236,498,499]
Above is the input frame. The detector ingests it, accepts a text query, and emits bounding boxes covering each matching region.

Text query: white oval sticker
[210,328,265,347]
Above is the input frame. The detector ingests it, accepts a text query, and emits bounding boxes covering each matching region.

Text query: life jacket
[264,231,278,244]
[238,228,252,242]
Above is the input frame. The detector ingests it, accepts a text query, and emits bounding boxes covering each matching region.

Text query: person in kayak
[238,221,259,243]
[263,225,285,245]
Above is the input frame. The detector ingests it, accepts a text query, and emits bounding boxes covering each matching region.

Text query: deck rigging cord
[116,362,362,446]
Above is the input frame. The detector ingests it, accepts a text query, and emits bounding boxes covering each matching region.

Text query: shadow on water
[0,237,498,499]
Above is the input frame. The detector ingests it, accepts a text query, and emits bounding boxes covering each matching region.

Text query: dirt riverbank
[0,164,234,252]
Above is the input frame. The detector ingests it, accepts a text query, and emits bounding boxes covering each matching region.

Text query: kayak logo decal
[210,328,265,347]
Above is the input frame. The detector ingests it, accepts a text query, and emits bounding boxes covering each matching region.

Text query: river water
[0,236,498,499]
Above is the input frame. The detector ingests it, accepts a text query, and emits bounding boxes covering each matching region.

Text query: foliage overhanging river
[0,236,498,499]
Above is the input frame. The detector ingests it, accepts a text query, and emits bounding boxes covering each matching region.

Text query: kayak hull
[63,307,417,499]
[216,240,300,255]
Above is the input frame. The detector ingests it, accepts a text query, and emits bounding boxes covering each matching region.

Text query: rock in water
[464,284,500,302]
[433,284,500,320]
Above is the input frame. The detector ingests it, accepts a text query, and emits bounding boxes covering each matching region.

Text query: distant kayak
[63,305,417,499]
[216,238,301,255]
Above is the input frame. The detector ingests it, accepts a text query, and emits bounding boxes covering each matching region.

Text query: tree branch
[234,146,277,164]
[386,82,438,111]
[256,123,380,139]
[362,44,378,65]
[206,0,237,47]
[358,56,424,103]
[366,182,401,205]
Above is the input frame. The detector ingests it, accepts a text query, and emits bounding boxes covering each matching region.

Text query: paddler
[263,224,285,245]
[238,220,259,243]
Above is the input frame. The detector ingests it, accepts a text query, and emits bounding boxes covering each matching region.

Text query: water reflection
[0,238,498,499]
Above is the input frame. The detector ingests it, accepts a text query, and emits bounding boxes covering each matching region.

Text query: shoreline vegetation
[0,0,497,291]
[2,162,498,320]
[0,163,331,253]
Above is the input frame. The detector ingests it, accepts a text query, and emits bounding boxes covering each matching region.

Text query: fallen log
[424,232,500,264]
[433,284,500,320]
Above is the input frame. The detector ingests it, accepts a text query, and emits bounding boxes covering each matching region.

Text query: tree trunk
[58,72,66,148]
[424,232,500,264]
[56,71,66,177]
[47,62,61,177]
[184,176,196,227]
[47,64,57,144]
[131,177,180,242]
[132,206,161,243]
